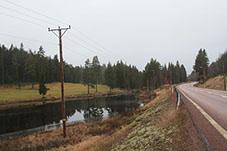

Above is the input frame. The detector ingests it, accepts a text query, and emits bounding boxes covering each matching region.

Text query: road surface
[177,83,227,150]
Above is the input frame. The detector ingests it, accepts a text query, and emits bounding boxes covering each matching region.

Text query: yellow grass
[0,83,122,103]
[198,75,225,90]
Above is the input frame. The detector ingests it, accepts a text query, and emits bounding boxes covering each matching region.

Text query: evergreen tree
[24,50,36,88]
[144,58,161,90]
[193,49,209,81]
[92,56,101,92]
[83,59,92,94]
[104,63,115,92]
[180,64,187,82]
[39,79,48,98]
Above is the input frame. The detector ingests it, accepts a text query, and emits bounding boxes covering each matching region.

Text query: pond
[0,95,142,137]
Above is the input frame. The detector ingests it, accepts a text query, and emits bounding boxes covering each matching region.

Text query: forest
[0,43,187,90]
[208,51,227,77]
[190,48,227,81]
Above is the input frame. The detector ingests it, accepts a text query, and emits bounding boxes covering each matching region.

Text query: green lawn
[0,83,122,104]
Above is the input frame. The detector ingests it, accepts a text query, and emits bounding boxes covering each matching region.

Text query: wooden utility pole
[48,25,70,137]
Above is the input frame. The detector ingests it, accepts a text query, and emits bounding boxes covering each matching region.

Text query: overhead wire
[0,1,107,57]
[0,33,56,46]
[0,0,127,62]
[0,4,57,27]
[0,32,89,59]
[1,0,68,26]
[0,12,45,28]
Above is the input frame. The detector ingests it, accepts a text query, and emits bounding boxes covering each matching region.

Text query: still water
[0,95,142,137]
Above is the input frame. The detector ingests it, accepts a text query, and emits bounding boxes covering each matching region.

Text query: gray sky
[1,0,227,73]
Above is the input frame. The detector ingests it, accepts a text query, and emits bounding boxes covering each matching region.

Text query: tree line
[208,51,227,77]
[190,48,227,82]
[0,43,187,92]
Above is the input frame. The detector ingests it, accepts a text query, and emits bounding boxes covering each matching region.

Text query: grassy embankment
[198,75,226,90]
[0,83,122,104]
[0,86,205,151]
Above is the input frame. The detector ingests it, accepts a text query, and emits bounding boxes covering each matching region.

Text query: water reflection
[0,95,140,135]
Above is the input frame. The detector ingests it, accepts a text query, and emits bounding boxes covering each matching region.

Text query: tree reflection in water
[0,95,140,135]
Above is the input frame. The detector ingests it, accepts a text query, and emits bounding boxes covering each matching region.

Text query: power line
[1,0,121,58]
[0,12,44,28]
[1,0,68,26]
[0,2,109,57]
[0,4,56,27]
[0,0,127,62]
[0,12,102,58]
[0,32,90,58]
[65,37,111,59]
[66,37,99,54]
[0,33,56,45]
[64,46,89,58]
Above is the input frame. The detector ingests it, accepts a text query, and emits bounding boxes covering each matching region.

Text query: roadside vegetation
[0,86,205,151]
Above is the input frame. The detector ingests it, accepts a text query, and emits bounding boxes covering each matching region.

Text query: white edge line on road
[179,89,227,140]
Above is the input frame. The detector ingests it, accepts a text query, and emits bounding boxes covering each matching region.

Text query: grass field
[0,83,122,104]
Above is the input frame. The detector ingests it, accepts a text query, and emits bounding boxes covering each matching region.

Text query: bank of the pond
[0,94,140,136]
[0,83,124,108]
[0,92,131,110]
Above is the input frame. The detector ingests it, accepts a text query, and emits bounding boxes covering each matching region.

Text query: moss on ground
[112,96,179,151]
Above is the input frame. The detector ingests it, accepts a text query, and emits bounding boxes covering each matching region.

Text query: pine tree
[194,49,209,81]
[92,56,101,92]
[25,50,36,88]
[104,63,115,92]
[180,64,187,82]
[83,59,92,94]
[39,79,48,98]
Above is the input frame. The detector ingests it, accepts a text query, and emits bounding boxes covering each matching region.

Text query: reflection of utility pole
[48,25,71,138]
[223,64,226,91]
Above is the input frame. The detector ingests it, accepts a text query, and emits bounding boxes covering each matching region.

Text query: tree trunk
[96,81,98,93]
[88,84,90,94]
[18,82,21,89]
[32,82,34,89]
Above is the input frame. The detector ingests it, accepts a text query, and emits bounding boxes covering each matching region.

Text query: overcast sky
[1,0,227,73]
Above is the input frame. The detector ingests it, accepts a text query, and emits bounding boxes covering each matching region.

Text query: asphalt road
[177,83,227,141]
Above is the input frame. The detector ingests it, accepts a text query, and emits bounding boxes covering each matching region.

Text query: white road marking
[195,89,227,99]
[179,88,227,140]
[221,96,227,98]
